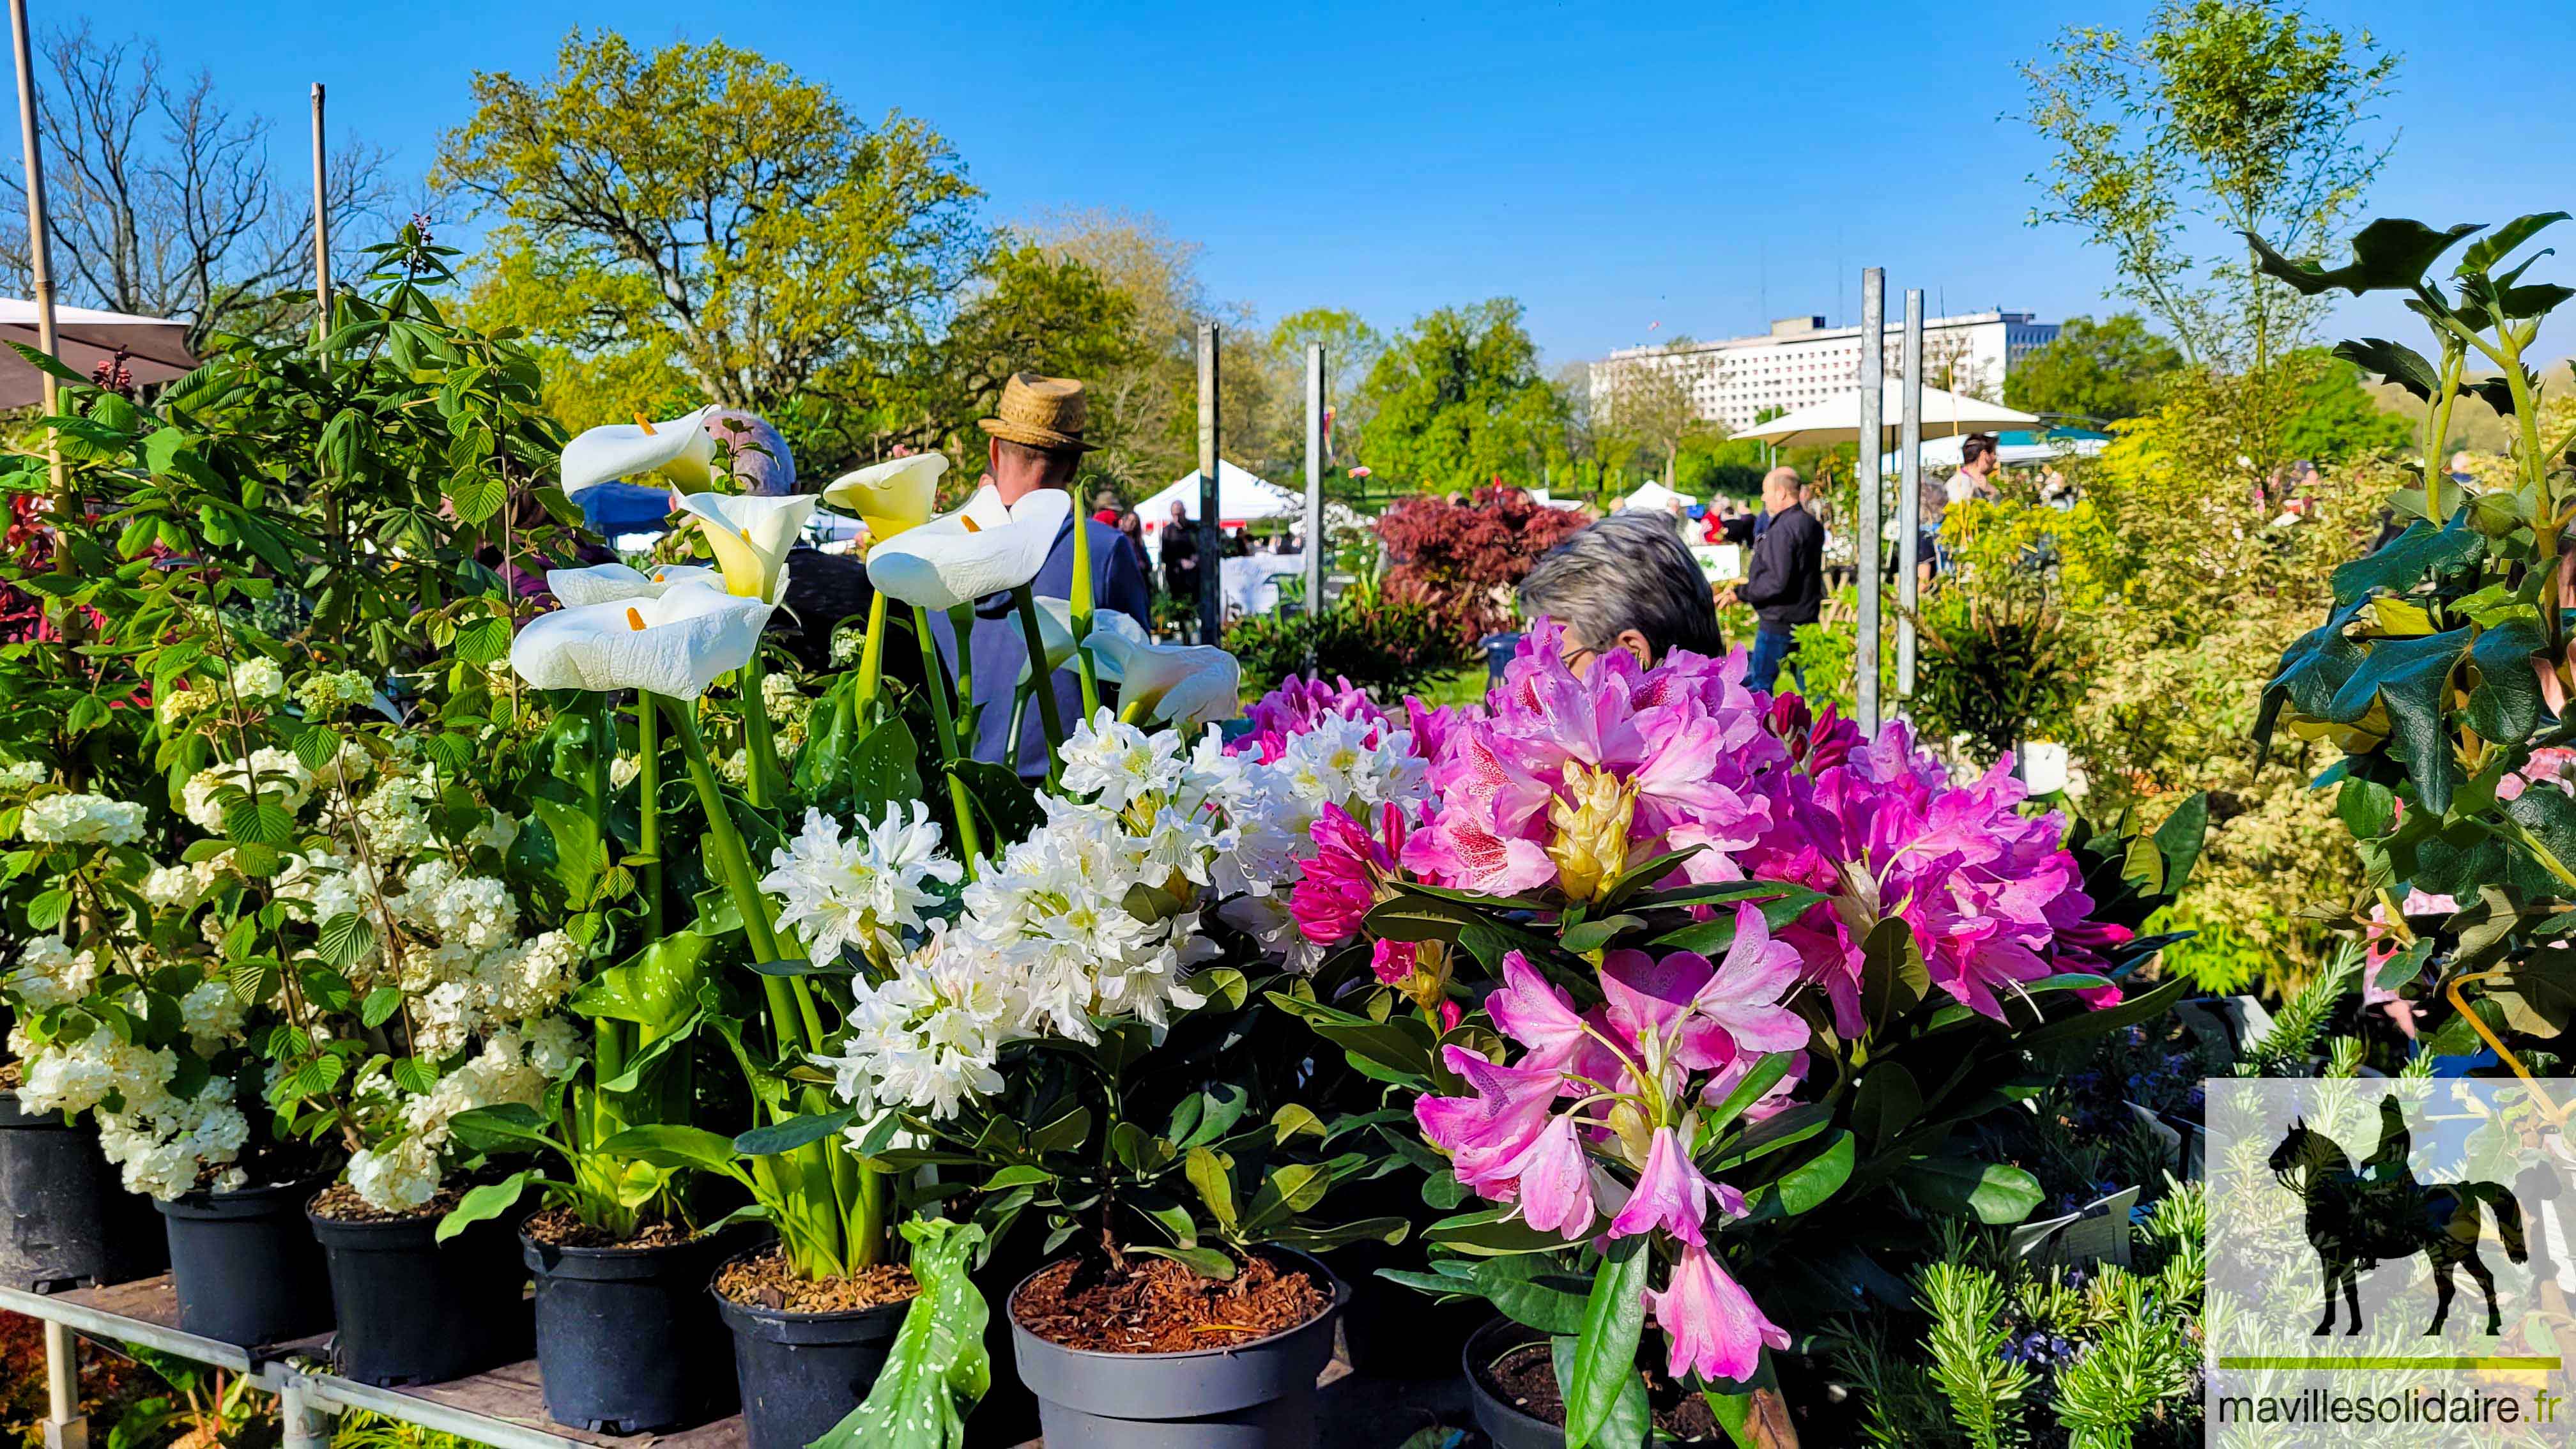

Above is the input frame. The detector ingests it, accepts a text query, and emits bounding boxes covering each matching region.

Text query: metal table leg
[279,1381,337,1449]
[41,1320,87,1449]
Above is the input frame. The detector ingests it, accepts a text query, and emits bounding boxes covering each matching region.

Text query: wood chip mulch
[309,1181,463,1223]
[714,1243,919,1315]
[523,1206,698,1250]
[1010,1251,1331,1354]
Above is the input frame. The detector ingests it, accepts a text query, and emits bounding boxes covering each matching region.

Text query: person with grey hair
[1517,510,1728,673]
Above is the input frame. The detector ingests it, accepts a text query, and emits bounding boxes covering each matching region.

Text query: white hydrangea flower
[296,668,377,720]
[0,759,47,792]
[19,792,147,846]
[181,749,314,832]
[5,937,99,1011]
[20,1034,176,1117]
[230,657,286,700]
[761,804,963,966]
[346,1138,443,1212]
[178,978,248,1054]
[816,925,1013,1120]
[96,1078,249,1200]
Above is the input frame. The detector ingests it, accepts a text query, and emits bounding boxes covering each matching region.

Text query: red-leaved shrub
[1375,486,1591,652]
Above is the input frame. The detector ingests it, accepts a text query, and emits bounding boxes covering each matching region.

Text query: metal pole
[1303,342,1324,630]
[277,1383,330,1449]
[1897,288,1924,700]
[40,1321,84,1449]
[1855,268,1884,734]
[1195,321,1222,646]
[8,0,66,539]
[310,82,331,341]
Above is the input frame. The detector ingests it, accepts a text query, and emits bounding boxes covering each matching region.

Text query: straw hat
[977,372,1094,453]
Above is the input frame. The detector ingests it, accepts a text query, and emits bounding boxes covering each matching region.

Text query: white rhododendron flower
[816,926,1013,1121]
[762,804,962,967]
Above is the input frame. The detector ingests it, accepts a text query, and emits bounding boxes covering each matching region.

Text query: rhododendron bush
[1261,629,2202,1444]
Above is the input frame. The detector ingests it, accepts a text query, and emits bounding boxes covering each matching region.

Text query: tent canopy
[1735,381,2039,447]
[1617,480,1699,514]
[1879,427,2110,474]
[0,300,195,408]
[1137,460,1300,535]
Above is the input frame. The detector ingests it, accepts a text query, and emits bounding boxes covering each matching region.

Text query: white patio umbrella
[1734,381,2039,447]
[0,301,195,408]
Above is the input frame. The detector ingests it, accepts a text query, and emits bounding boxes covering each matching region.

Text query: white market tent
[1616,480,1699,514]
[1735,381,2040,447]
[1136,459,1301,537]
[1878,428,2110,475]
[0,300,195,407]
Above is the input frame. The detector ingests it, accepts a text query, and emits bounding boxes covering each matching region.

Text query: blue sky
[119,0,2576,366]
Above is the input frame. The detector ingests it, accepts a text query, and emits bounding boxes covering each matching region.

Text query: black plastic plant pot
[306,1199,531,1386]
[0,1096,166,1292]
[712,1248,910,1449]
[1464,1317,1571,1449]
[1006,1248,1349,1449]
[1333,1242,1482,1379]
[524,1226,737,1433]
[155,1176,334,1346]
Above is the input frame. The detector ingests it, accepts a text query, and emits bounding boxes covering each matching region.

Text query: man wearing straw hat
[930,372,1152,776]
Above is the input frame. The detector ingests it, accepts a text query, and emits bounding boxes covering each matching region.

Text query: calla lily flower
[562,405,721,494]
[509,582,772,700]
[866,485,1072,611]
[1084,614,1241,732]
[1017,601,1146,687]
[673,493,816,605]
[824,454,949,543]
[546,562,723,608]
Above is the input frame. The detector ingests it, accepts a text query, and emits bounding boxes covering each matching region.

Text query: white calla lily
[509,581,772,700]
[562,405,721,494]
[866,485,1072,611]
[823,454,949,543]
[1014,599,1150,687]
[673,493,816,604]
[1084,620,1241,732]
[546,562,723,608]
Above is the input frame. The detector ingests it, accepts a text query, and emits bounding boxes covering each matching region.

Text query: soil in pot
[1477,1339,1721,1443]
[309,1183,531,1386]
[522,1207,736,1434]
[1011,1250,1332,1353]
[1006,1248,1347,1449]
[713,1244,919,1449]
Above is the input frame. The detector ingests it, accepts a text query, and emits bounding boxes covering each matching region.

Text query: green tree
[2280,352,2412,463]
[434,30,983,429]
[2020,1,2397,373]
[2004,313,2186,422]
[1356,298,1565,493]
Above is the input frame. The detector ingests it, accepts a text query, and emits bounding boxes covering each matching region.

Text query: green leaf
[2461,212,2569,275]
[314,912,376,970]
[1559,914,1648,955]
[1903,1157,2044,1224]
[530,797,606,905]
[2018,973,2190,1050]
[950,757,1040,845]
[1263,990,1434,1079]
[980,1165,1051,1192]
[2332,337,2441,401]
[1426,1204,1586,1257]
[2246,218,2482,296]
[359,986,404,1030]
[1473,1255,1594,1335]
[1183,1147,1238,1233]
[1852,1064,1922,1149]
[436,1170,535,1244]
[1763,1130,1855,1217]
[2330,518,2487,608]
[600,1124,741,1175]
[446,1103,558,1156]
[569,930,710,1035]
[1130,1245,1238,1280]
[1860,917,1929,1030]
[1700,1053,1794,1139]
[2465,617,2547,747]
[1563,1239,1650,1449]
[813,1218,990,1449]
[1240,1161,1333,1232]
[733,1107,859,1158]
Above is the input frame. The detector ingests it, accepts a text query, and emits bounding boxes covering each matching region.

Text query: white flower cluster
[181,749,314,832]
[762,803,962,967]
[12,1020,249,1200]
[296,669,377,720]
[6,937,100,1012]
[1206,706,1430,967]
[346,1030,562,1211]
[19,792,147,847]
[813,926,1009,1120]
[0,759,47,792]
[230,657,286,700]
[957,713,1236,1045]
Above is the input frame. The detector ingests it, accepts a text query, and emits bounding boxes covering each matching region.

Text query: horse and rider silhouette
[2268,1096,2528,1336]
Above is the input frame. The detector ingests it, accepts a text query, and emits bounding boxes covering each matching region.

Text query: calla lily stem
[912,605,986,869]
[1068,506,1103,717]
[1011,585,1067,788]
[740,646,780,809]
[637,694,663,939]
[854,590,889,719]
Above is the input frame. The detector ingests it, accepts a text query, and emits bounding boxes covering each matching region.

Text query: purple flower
[1234,674,1390,762]
[1607,1126,1715,1246]
[1645,1243,1790,1384]
[1686,905,1813,1060]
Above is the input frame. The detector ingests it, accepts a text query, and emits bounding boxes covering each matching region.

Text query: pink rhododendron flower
[1292,803,1407,947]
[1607,1126,1718,1245]
[1647,1243,1791,1384]
[1499,1114,1595,1236]
[1484,953,1591,1077]
[1415,1045,1562,1199]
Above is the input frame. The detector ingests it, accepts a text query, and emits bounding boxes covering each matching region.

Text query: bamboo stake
[310,82,330,342]
[7,0,66,566]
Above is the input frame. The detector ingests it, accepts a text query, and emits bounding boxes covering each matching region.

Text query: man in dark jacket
[1728,466,1823,694]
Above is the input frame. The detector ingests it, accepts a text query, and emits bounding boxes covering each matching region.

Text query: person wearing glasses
[1515,510,1728,676]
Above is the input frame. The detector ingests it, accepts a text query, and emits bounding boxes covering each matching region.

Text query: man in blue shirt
[928,374,1153,776]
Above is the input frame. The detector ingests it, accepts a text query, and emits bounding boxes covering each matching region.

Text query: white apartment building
[1591,311,2060,434]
